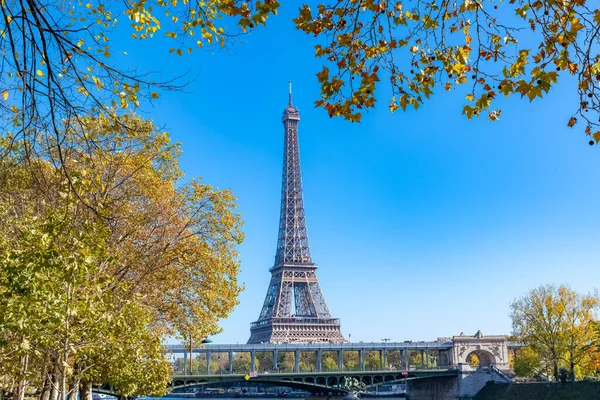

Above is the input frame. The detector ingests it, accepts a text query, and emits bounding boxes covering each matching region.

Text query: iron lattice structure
[248,87,345,344]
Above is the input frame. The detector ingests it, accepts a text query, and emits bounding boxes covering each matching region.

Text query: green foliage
[232,353,259,373]
[513,347,542,378]
[294,0,600,142]
[345,360,358,370]
[0,114,243,397]
[0,0,281,163]
[510,284,600,382]
[2,0,600,161]
[365,351,381,370]
[322,356,338,371]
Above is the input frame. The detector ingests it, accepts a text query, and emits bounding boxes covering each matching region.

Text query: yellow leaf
[2,91,7,101]
[36,69,45,77]
[151,92,159,99]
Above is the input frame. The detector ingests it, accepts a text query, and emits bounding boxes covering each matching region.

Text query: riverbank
[474,381,600,399]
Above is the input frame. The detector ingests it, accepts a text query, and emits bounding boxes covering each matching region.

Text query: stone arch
[465,350,496,366]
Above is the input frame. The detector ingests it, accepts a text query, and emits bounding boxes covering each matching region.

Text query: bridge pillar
[404,349,408,369]
[251,351,256,372]
[294,350,300,373]
[228,351,233,374]
[183,352,188,375]
[206,351,211,374]
[382,349,387,370]
[338,350,343,371]
[359,350,365,371]
[273,350,278,371]
[425,348,429,368]
[421,350,425,367]
[316,350,322,372]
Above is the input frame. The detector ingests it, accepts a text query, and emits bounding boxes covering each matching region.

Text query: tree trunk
[79,383,92,400]
[40,372,52,400]
[67,375,80,400]
[553,362,559,382]
[570,362,576,383]
[49,367,60,400]
[13,354,28,400]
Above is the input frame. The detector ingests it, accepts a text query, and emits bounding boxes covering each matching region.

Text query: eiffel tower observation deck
[248,84,346,344]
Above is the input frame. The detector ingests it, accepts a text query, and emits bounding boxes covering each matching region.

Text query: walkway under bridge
[169,369,459,394]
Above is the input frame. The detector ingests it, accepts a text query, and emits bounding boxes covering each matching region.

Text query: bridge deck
[170,369,460,394]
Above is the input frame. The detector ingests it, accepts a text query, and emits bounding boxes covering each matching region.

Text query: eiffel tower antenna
[248,86,345,344]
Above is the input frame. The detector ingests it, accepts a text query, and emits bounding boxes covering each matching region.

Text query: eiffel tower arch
[247,85,346,344]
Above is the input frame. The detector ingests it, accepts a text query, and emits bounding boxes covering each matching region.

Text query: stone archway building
[448,330,510,369]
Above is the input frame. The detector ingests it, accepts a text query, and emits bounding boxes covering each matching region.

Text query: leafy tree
[345,360,358,370]
[299,361,313,372]
[0,114,243,398]
[408,351,425,368]
[232,354,259,374]
[294,0,600,141]
[322,356,338,371]
[510,284,599,382]
[277,352,295,372]
[468,354,480,367]
[256,352,274,373]
[513,347,542,378]
[3,0,600,159]
[365,351,381,370]
[278,358,295,373]
[0,0,280,167]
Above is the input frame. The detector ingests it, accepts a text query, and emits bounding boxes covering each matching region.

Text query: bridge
[165,331,517,374]
[157,332,520,395]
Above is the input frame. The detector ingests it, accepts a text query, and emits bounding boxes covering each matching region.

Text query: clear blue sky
[117,2,600,343]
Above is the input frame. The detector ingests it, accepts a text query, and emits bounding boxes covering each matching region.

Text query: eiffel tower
[248,84,346,344]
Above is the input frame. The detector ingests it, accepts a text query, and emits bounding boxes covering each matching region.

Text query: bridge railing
[163,341,453,352]
[169,363,458,376]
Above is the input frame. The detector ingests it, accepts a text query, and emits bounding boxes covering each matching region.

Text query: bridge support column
[404,349,408,369]
[183,352,188,375]
[206,351,211,374]
[316,350,322,372]
[421,350,425,368]
[382,349,387,370]
[251,351,256,372]
[273,350,278,371]
[228,351,233,374]
[359,350,365,371]
[425,348,429,368]
[338,350,343,371]
[294,350,300,373]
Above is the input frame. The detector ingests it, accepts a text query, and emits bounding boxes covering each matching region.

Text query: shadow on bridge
[170,369,459,394]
